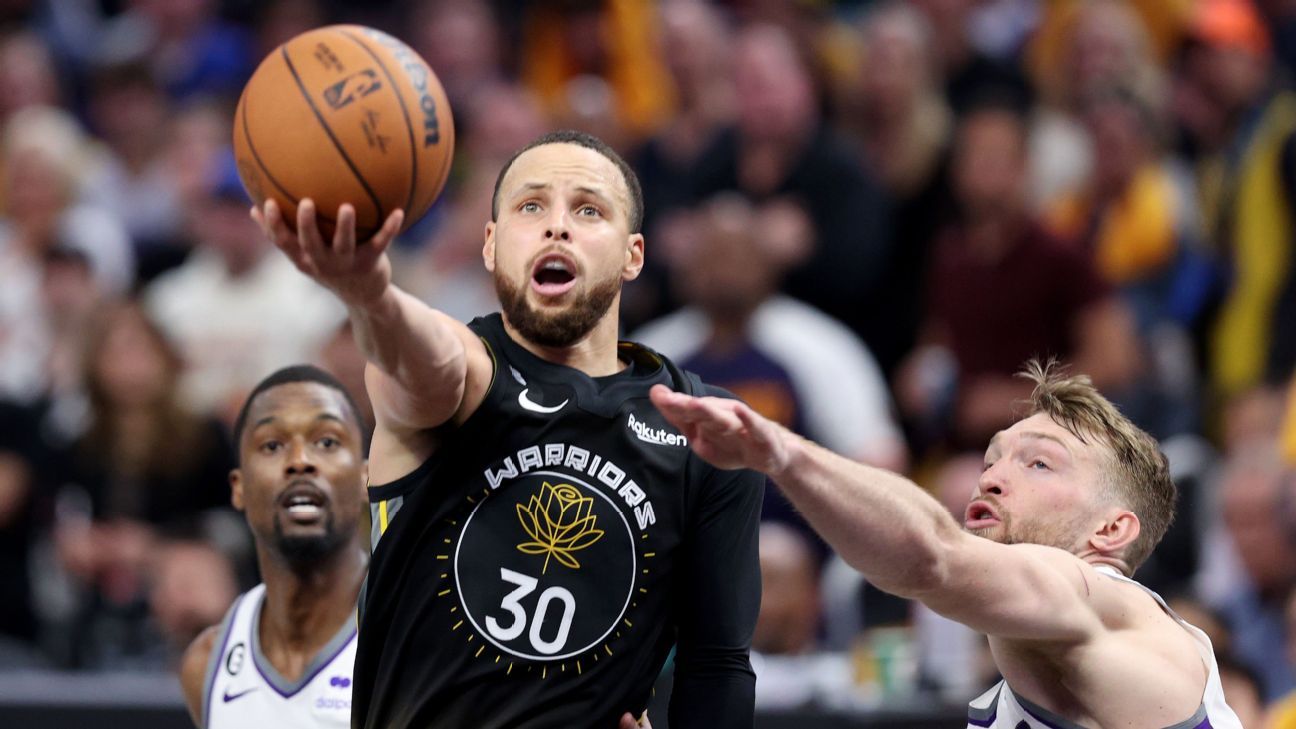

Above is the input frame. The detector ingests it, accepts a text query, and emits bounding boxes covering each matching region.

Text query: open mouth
[531,253,578,298]
[964,500,1000,529]
[278,481,328,525]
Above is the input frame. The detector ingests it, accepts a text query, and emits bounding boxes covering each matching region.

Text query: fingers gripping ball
[234,25,454,240]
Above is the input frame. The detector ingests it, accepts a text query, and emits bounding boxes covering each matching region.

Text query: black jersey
[355,314,762,729]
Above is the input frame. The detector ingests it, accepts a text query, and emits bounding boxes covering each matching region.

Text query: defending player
[649,361,1243,728]
[255,130,762,728]
[178,366,370,728]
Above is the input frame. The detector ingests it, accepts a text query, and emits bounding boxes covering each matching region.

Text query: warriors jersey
[356,314,763,729]
[202,584,357,729]
[967,567,1243,729]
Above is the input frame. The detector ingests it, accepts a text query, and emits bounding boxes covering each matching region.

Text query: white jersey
[967,567,1242,729]
[201,584,357,729]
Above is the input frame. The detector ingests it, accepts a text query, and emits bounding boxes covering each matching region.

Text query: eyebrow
[984,430,1073,459]
[513,182,617,207]
[251,413,347,431]
[1019,431,1074,456]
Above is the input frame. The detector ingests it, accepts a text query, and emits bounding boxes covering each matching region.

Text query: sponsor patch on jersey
[626,413,687,447]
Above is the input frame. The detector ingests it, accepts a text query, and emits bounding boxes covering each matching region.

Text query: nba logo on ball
[233,25,455,240]
[322,70,382,111]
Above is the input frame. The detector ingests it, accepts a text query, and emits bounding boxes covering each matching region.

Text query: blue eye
[1030,460,1050,470]
[520,201,541,213]
[577,205,601,217]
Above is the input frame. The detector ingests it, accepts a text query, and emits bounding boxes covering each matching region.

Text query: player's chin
[965,524,1007,542]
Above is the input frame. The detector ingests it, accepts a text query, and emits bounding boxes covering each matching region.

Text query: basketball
[233,25,454,240]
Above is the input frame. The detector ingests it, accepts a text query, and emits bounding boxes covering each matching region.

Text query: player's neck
[1076,549,1132,578]
[258,543,366,664]
[504,310,628,378]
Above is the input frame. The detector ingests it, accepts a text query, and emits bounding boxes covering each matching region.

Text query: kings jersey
[354,314,763,729]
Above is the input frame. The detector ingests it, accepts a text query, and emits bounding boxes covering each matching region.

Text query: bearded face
[494,260,621,347]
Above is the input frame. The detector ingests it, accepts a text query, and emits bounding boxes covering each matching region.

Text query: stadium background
[0,0,1293,726]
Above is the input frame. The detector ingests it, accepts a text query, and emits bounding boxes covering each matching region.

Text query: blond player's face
[965,413,1107,552]
[485,144,643,324]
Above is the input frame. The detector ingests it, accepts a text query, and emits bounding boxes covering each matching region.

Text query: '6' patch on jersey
[455,470,636,661]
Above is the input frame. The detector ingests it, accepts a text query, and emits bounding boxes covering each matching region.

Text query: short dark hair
[232,365,369,461]
[490,129,644,233]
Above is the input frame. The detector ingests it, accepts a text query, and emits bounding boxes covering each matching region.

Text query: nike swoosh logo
[518,388,567,414]
[222,687,258,703]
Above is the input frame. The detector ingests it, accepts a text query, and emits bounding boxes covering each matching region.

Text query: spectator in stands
[143,150,344,420]
[687,23,892,350]
[1202,443,1296,700]
[1046,83,1212,437]
[0,106,132,404]
[410,0,506,118]
[754,522,821,656]
[1027,0,1163,210]
[83,62,187,279]
[519,0,674,142]
[896,96,1141,450]
[93,0,254,101]
[634,194,905,473]
[0,399,52,660]
[1173,0,1295,396]
[55,300,237,668]
[847,2,954,375]
[626,0,736,327]
[0,30,62,126]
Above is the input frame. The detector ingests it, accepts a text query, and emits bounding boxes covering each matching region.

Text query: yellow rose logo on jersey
[516,481,605,573]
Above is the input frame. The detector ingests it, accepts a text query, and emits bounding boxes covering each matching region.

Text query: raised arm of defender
[255,200,493,464]
[648,385,1108,645]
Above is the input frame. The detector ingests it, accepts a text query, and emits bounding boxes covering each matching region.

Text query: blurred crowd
[0,0,1294,723]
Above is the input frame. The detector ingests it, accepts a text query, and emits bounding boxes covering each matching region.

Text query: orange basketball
[233,25,455,240]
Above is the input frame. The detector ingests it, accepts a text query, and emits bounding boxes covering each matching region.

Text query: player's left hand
[649,384,793,476]
[618,711,651,728]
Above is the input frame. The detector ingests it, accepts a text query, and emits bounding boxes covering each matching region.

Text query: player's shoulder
[999,544,1149,614]
[179,624,221,724]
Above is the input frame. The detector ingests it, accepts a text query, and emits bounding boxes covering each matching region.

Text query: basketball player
[177,366,370,728]
[648,361,1244,728]
[254,130,762,728]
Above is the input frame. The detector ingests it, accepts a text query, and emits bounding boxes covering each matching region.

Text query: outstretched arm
[255,200,490,442]
[649,386,1104,643]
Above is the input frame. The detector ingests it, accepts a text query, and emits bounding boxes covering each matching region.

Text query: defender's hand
[253,198,404,307]
[618,711,651,729]
[649,384,793,476]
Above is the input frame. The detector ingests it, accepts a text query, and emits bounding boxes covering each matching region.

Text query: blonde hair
[1019,359,1174,573]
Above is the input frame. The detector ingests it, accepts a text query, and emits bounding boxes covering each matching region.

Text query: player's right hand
[649,384,794,476]
[253,198,404,307]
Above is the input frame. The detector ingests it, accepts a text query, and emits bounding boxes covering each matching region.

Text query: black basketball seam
[280,45,386,227]
[240,88,338,225]
[338,28,417,220]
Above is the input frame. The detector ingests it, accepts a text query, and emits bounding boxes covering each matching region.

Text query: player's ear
[622,233,644,281]
[483,221,497,272]
[229,468,246,512]
[1090,509,1140,555]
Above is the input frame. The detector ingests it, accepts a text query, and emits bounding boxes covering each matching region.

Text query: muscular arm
[255,200,492,441]
[650,386,1104,644]
[775,437,1101,640]
[669,464,762,729]
[179,626,218,728]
